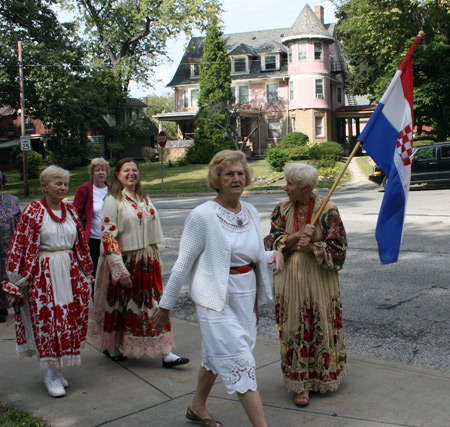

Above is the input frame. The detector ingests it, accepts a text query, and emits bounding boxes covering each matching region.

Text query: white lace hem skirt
[196,271,258,394]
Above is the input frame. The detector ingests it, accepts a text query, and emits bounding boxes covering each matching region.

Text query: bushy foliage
[266,147,289,172]
[414,140,436,147]
[414,134,437,142]
[278,132,309,149]
[47,136,90,170]
[287,145,309,160]
[308,142,344,161]
[12,146,43,179]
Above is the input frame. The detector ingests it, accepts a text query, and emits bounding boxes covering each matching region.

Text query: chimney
[315,6,324,24]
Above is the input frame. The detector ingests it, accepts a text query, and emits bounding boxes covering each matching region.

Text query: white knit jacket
[159,200,275,312]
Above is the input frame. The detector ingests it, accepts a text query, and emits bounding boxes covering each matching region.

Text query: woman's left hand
[153,307,170,333]
[269,251,284,275]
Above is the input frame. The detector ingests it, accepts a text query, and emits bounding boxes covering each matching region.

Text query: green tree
[142,92,177,139]
[0,0,117,154]
[62,0,222,126]
[333,0,450,138]
[188,17,234,164]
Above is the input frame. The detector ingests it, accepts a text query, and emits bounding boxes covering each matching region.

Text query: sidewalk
[1,318,449,427]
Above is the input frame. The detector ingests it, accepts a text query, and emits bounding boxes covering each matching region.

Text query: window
[190,63,200,77]
[289,81,294,100]
[288,45,293,63]
[414,147,436,160]
[330,54,335,71]
[237,86,249,104]
[234,58,246,73]
[441,145,450,159]
[315,116,324,137]
[190,89,199,107]
[264,55,277,70]
[267,119,281,139]
[315,79,324,99]
[337,87,342,103]
[297,42,307,60]
[25,116,34,131]
[314,42,323,60]
[183,90,189,108]
[291,117,296,132]
[267,83,279,103]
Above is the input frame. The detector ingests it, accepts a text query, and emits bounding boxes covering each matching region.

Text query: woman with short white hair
[265,162,348,408]
[3,165,93,398]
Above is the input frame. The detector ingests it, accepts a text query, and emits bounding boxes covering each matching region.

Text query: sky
[130,0,337,98]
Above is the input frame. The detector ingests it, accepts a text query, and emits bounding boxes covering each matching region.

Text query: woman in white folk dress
[154,150,284,427]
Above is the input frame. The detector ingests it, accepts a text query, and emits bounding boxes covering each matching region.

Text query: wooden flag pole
[311,140,362,225]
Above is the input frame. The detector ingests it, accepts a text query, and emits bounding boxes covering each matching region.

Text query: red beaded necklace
[41,197,67,223]
[293,196,315,232]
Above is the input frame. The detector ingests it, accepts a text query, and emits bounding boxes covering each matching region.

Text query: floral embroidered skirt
[16,250,90,369]
[274,251,347,394]
[89,245,174,358]
[196,270,258,394]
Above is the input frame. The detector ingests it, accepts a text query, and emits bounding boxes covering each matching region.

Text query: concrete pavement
[1,317,449,427]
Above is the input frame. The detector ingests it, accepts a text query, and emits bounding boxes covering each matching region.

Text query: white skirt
[196,269,257,394]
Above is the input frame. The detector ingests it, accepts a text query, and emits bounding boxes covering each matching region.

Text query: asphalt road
[154,187,450,373]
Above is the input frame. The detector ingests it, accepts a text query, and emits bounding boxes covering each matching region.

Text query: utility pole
[18,40,29,197]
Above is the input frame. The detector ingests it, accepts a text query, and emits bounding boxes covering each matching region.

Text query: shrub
[288,145,309,160]
[414,134,437,142]
[414,139,435,147]
[278,132,309,149]
[309,158,337,169]
[141,146,158,163]
[177,156,189,167]
[266,146,289,172]
[14,149,43,179]
[308,142,344,161]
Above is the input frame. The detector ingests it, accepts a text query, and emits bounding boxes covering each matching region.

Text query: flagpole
[311,140,361,225]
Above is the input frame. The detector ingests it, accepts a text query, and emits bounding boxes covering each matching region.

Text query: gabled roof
[228,43,258,57]
[282,4,334,43]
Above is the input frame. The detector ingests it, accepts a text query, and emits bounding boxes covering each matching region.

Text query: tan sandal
[294,391,310,407]
[186,407,223,427]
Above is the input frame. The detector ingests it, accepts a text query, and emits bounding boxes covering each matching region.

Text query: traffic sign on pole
[20,135,32,151]
[157,131,167,147]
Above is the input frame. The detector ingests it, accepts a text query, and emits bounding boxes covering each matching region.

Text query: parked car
[369,142,450,188]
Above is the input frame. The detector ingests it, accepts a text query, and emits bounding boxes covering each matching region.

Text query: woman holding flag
[264,163,348,408]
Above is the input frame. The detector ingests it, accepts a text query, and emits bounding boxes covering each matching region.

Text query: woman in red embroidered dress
[264,163,348,408]
[89,158,188,367]
[2,165,93,398]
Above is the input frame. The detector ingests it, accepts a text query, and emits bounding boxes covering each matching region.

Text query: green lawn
[0,402,49,427]
[5,158,351,200]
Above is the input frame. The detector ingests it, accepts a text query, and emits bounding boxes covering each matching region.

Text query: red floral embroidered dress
[89,191,174,358]
[2,201,92,368]
[264,194,348,394]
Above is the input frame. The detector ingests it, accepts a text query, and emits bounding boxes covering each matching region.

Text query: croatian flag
[358,35,422,264]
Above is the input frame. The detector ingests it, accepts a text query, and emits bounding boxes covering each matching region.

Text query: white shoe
[44,369,66,397]
[58,371,69,388]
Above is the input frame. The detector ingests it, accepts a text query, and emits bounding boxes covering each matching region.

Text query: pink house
[156,4,374,155]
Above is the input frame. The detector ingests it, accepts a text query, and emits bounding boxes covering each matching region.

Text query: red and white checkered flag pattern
[396,124,413,166]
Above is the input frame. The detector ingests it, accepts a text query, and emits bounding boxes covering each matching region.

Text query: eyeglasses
[222,171,246,179]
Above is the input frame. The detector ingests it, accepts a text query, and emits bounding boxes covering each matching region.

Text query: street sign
[20,135,32,151]
[157,131,167,147]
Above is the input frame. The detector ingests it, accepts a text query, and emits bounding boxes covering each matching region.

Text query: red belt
[230,264,254,274]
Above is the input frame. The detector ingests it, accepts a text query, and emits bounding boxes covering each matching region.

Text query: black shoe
[103,349,128,362]
[162,357,190,368]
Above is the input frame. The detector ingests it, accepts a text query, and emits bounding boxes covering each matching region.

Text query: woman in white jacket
[154,150,283,427]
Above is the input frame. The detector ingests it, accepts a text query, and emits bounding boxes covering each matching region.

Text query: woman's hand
[6,293,22,306]
[118,272,132,288]
[298,224,315,252]
[153,307,170,333]
[269,251,284,275]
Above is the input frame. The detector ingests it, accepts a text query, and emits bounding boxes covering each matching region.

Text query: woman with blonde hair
[89,158,188,367]
[154,150,284,427]
[2,165,93,397]
[73,157,110,280]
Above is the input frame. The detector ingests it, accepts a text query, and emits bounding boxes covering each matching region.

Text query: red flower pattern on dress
[4,202,92,365]
[104,217,110,223]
